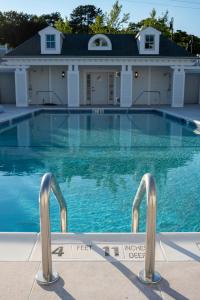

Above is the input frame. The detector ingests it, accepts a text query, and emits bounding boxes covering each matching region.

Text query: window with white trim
[45,34,56,49]
[145,35,155,50]
[88,34,112,50]
[92,38,108,47]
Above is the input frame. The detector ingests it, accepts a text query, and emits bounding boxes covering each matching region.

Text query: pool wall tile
[33,110,42,116]
[11,113,33,125]
[0,120,10,129]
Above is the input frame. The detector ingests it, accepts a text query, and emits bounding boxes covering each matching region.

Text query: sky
[1,0,200,36]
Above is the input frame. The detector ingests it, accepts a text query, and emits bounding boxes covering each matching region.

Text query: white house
[0,25,199,108]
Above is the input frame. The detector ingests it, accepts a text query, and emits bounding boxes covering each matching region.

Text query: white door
[90,72,108,105]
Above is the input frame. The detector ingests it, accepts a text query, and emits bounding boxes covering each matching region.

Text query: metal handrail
[36,173,67,285]
[133,90,161,105]
[36,90,63,105]
[132,173,161,284]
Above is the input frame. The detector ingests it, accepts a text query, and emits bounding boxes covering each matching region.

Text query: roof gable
[137,26,161,37]
[38,26,63,37]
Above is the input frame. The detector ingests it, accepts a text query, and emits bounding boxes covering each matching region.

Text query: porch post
[171,67,185,107]
[120,65,133,107]
[67,65,80,107]
[15,67,29,107]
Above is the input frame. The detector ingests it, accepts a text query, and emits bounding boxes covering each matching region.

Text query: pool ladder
[131,173,161,284]
[35,173,67,285]
[36,172,161,285]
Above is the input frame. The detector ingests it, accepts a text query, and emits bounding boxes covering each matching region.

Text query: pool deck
[159,105,200,130]
[0,105,40,123]
[1,104,200,130]
[0,232,200,299]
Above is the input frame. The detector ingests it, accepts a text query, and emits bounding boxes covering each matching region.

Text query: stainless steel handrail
[36,90,63,105]
[36,173,67,285]
[132,173,161,284]
[133,90,161,105]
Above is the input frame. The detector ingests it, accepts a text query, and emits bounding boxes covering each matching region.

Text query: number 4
[52,246,64,257]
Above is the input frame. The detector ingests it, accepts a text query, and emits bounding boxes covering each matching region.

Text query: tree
[55,18,72,33]
[173,30,200,54]
[39,12,62,25]
[0,11,62,48]
[0,11,31,47]
[125,22,140,35]
[90,16,107,34]
[69,5,102,33]
[104,1,130,33]
[136,9,172,38]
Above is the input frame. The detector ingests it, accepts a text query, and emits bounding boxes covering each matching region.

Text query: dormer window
[46,34,56,49]
[145,35,155,50]
[136,27,161,55]
[88,34,112,51]
[93,38,108,47]
[39,26,64,54]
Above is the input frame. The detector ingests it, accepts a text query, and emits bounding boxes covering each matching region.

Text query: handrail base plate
[36,270,59,285]
[138,270,162,284]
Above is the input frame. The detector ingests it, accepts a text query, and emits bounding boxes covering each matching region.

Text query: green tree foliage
[173,30,200,55]
[128,9,172,38]
[90,1,130,34]
[0,11,62,47]
[69,5,102,33]
[55,18,72,33]
[90,16,107,34]
[105,1,130,33]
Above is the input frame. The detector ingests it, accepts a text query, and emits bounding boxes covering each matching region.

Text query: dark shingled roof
[6,33,193,57]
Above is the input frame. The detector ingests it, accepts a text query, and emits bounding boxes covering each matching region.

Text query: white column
[120,65,133,107]
[171,67,185,107]
[67,65,80,107]
[15,68,29,107]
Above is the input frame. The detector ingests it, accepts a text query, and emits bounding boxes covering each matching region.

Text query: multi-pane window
[86,74,91,104]
[92,38,108,47]
[145,35,155,49]
[108,73,114,103]
[46,34,56,49]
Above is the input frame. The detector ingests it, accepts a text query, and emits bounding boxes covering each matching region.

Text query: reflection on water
[0,112,200,232]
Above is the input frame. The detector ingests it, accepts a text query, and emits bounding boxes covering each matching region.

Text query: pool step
[0,232,200,262]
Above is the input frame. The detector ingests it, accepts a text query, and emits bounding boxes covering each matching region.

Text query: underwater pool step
[0,232,200,262]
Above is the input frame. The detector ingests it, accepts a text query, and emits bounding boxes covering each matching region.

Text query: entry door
[91,73,108,105]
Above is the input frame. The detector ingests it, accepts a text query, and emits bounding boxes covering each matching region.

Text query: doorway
[86,72,115,105]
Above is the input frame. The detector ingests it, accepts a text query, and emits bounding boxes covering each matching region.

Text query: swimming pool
[0,110,200,233]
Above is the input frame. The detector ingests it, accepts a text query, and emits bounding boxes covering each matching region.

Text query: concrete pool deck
[1,104,200,129]
[0,105,40,124]
[0,232,200,299]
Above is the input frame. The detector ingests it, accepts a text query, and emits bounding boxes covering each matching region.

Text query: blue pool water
[0,111,200,232]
